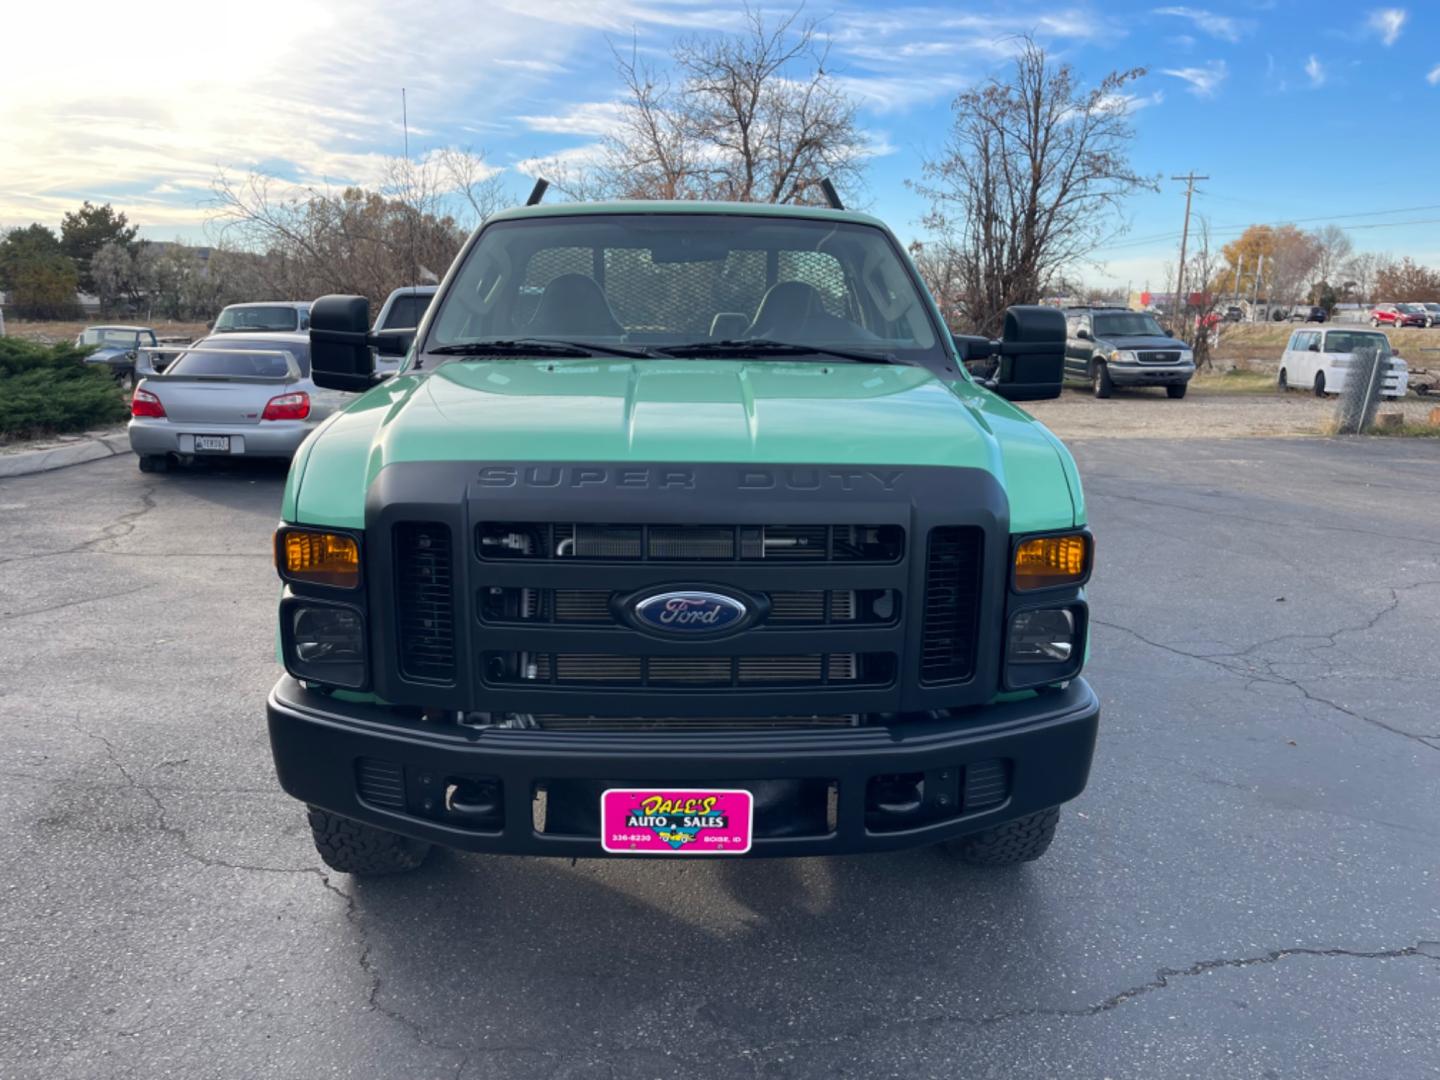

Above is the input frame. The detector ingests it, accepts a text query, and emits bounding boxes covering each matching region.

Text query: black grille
[479,587,893,626]
[395,522,456,682]
[1138,350,1181,364]
[487,652,893,689]
[527,714,860,732]
[355,757,405,810]
[920,526,984,683]
[477,522,903,563]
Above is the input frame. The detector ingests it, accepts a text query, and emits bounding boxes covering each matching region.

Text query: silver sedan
[127,334,355,472]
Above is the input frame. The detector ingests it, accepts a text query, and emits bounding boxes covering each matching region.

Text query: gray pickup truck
[1063,307,1195,399]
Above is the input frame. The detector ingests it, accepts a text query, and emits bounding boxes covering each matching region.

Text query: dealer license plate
[600,788,753,855]
[193,435,230,453]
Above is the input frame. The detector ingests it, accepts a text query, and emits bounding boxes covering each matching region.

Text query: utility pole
[1171,171,1209,330]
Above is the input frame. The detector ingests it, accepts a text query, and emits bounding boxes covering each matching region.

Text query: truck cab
[266,198,1098,875]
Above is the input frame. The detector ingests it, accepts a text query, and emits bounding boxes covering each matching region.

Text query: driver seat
[527,274,623,337]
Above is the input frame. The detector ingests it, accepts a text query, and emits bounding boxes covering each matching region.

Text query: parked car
[1278,326,1409,397]
[1223,306,1243,322]
[371,285,436,373]
[211,301,312,334]
[128,333,352,472]
[1063,306,1195,398]
[74,325,157,389]
[1370,303,1427,329]
[1288,305,1327,323]
[1411,302,1440,328]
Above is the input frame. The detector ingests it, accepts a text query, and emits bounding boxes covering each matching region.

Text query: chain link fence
[1332,344,1440,434]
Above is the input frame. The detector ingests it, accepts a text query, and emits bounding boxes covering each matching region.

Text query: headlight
[1178,349,1194,362]
[276,527,360,588]
[1008,609,1076,663]
[1013,532,1091,591]
[287,604,367,688]
[1109,349,1138,363]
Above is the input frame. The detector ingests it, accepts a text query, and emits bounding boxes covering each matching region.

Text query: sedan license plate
[193,435,230,453]
[601,788,753,855]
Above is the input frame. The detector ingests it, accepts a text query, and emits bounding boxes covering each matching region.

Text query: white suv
[1279,327,1409,397]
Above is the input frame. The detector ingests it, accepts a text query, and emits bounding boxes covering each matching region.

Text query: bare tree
[1181,219,1224,369]
[1341,252,1379,307]
[912,37,1155,335]
[908,239,967,329]
[545,5,867,205]
[208,153,490,305]
[1311,224,1353,296]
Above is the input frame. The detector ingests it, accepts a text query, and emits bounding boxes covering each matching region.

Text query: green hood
[284,358,1082,532]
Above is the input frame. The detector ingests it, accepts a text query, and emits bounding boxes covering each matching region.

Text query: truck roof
[484,199,887,229]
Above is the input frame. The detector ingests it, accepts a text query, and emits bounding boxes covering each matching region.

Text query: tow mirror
[310,295,378,392]
[1076,328,1090,340]
[951,306,1066,401]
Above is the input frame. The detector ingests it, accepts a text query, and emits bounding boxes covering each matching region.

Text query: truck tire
[1091,361,1113,399]
[306,806,431,875]
[1313,371,1326,397]
[1166,383,1188,399]
[943,807,1060,866]
[1277,368,1288,392]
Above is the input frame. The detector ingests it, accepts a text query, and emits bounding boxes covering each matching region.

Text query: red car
[1370,303,1427,328]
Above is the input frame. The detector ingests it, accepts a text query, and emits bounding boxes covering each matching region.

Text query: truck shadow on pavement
[337,843,1059,1069]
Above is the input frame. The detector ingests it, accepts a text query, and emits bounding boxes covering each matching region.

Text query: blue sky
[3,1,1438,289]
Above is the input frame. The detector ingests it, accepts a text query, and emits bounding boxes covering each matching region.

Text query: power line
[1098,202,1440,255]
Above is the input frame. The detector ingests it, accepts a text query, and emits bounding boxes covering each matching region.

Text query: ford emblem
[631,590,749,635]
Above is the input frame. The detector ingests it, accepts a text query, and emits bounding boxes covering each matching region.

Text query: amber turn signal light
[277,529,360,588]
[1013,533,1090,591]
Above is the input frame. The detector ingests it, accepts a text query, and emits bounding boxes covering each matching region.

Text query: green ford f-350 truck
[266,194,1097,874]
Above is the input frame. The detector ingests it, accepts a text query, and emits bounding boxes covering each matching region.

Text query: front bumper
[267,675,1100,858]
[1107,361,1194,386]
[128,417,313,458]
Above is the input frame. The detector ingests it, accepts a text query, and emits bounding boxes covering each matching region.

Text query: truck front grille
[477,522,904,563]
[527,714,861,731]
[1138,350,1181,364]
[486,651,892,688]
[395,522,456,682]
[919,526,984,684]
[479,587,893,626]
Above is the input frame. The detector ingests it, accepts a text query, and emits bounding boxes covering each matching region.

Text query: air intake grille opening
[395,521,456,682]
[479,587,896,626]
[477,522,904,563]
[486,652,894,689]
[920,526,984,684]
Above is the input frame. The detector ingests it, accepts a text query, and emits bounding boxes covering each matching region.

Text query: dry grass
[3,318,209,345]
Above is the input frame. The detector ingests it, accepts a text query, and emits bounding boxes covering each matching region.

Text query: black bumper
[268,676,1099,858]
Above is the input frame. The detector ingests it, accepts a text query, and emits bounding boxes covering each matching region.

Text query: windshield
[214,305,301,332]
[1324,331,1392,356]
[79,328,142,348]
[426,214,940,362]
[380,292,434,330]
[1396,303,1424,313]
[1092,312,1165,337]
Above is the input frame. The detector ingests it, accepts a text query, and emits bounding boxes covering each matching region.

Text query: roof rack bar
[526,178,550,206]
[819,178,844,211]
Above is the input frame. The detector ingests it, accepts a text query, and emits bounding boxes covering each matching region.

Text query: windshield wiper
[426,338,656,360]
[655,338,903,365]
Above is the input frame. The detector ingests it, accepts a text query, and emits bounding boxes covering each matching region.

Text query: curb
[0,431,131,479]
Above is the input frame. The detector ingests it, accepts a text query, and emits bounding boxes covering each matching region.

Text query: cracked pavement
[1,439,1438,1079]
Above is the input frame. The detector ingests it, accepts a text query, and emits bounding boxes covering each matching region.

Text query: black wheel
[942,807,1061,866]
[306,806,431,876]
[1091,360,1113,399]
[1313,371,1326,397]
[136,454,169,473]
[1166,382,1188,399]
[1370,318,1380,328]
[1277,367,1289,392]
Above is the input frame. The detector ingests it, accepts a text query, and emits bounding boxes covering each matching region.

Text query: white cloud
[1367,8,1407,46]
[1153,6,1249,43]
[1161,60,1229,97]
[1305,55,1326,87]
[518,102,628,138]
[1428,64,1440,85]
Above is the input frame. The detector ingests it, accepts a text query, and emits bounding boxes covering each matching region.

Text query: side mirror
[310,295,377,391]
[1075,328,1090,340]
[953,307,1065,401]
[371,330,415,357]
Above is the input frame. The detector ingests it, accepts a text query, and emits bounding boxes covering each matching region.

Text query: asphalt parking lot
[2,439,1438,1080]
